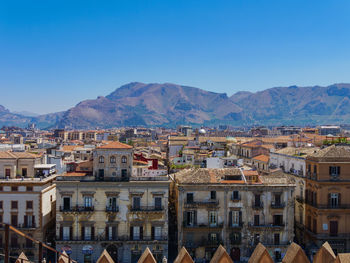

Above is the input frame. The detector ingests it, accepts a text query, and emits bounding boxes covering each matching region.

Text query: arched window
[99,156,104,163]
[110,156,116,163]
[121,156,127,163]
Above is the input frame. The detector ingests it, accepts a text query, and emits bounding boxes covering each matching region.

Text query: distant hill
[2,82,350,128]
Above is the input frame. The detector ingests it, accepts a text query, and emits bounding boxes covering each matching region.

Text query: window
[254,234,260,245]
[273,215,283,226]
[99,156,104,163]
[84,226,92,240]
[63,226,70,241]
[11,201,18,209]
[154,197,162,210]
[25,215,33,228]
[187,193,194,203]
[274,233,280,245]
[11,234,18,247]
[0,186,2,191]
[11,186,18,191]
[121,169,127,179]
[210,191,216,200]
[232,211,240,226]
[133,226,140,240]
[154,226,162,240]
[133,197,141,210]
[274,194,281,206]
[329,193,339,208]
[330,221,338,236]
[254,215,260,226]
[209,211,217,226]
[98,169,104,179]
[232,190,239,200]
[313,165,317,174]
[84,196,93,209]
[11,214,17,226]
[107,197,117,211]
[329,166,340,179]
[22,168,27,177]
[63,197,71,211]
[106,226,117,241]
[209,233,217,242]
[0,201,2,209]
[110,156,116,163]
[26,201,33,209]
[26,186,33,191]
[26,235,33,248]
[5,169,11,177]
[122,156,127,163]
[254,194,261,207]
[186,211,195,226]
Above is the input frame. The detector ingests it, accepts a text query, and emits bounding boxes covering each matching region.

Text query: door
[330,221,338,236]
[63,197,70,210]
[98,169,104,180]
[154,197,162,210]
[230,247,240,262]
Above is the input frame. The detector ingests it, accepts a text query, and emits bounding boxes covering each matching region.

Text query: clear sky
[1,0,350,114]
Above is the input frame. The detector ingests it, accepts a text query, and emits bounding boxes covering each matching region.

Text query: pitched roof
[0,151,38,159]
[97,141,133,149]
[252,154,269,163]
[210,245,233,263]
[248,243,274,263]
[58,251,70,263]
[308,145,350,160]
[137,247,157,263]
[313,242,336,263]
[16,252,29,263]
[96,249,115,263]
[335,253,350,263]
[174,247,194,263]
[282,242,309,263]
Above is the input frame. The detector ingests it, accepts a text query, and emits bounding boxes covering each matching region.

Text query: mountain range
[2,82,350,129]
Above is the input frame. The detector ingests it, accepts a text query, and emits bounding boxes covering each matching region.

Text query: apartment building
[56,141,170,263]
[304,145,350,255]
[172,168,295,262]
[269,147,319,246]
[0,151,56,261]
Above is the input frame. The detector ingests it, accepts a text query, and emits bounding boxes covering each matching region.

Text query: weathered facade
[56,141,170,263]
[172,168,295,262]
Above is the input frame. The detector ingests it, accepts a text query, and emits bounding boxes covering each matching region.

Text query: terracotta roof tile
[97,141,133,149]
[252,154,269,163]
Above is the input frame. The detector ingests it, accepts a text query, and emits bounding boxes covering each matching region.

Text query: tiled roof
[97,141,133,149]
[252,154,269,163]
[274,147,319,157]
[308,145,350,159]
[0,151,38,159]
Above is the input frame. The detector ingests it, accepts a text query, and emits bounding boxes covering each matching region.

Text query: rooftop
[97,141,133,149]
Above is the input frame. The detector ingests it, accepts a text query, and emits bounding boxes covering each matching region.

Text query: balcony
[183,222,224,229]
[229,222,244,228]
[106,206,119,213]
[271,202,286,209]
[310,204,350,210]
[59,205,94,213]
[230,195,241,202]
[184,199,219,208]
[130,206,164,212]
[248,223,285,229]
[252,201,264,209]
[18,223,36,229]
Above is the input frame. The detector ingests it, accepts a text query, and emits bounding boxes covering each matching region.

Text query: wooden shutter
[239,211,242,226]
[328,193,331,206]
[32,216,35,227]
[228,211,232,227]
[140,226,143,240]
[105,226,109,240]
[24,215,27,228]
[130,226,133,240]
[60,226,63,240]
[338,193,341,206]
[81,226,85,240]
[112,226,117,240]
[183,212,187,226]
[91,226,95,240]
[69,226,73,240]
[151,226,155,240]
[194,211,197,225]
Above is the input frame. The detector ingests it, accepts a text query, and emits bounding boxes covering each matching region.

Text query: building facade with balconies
[172,168,295,262]
[304,145,350,256]
[55,141,170,263]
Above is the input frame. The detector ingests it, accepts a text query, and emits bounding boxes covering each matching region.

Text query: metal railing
[59,205,94,212]
[130,206,164,212]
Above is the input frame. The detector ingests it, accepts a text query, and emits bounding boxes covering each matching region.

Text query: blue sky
[1,0,350,114]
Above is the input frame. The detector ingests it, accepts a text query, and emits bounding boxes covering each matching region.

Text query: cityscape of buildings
[0,124,350,262]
